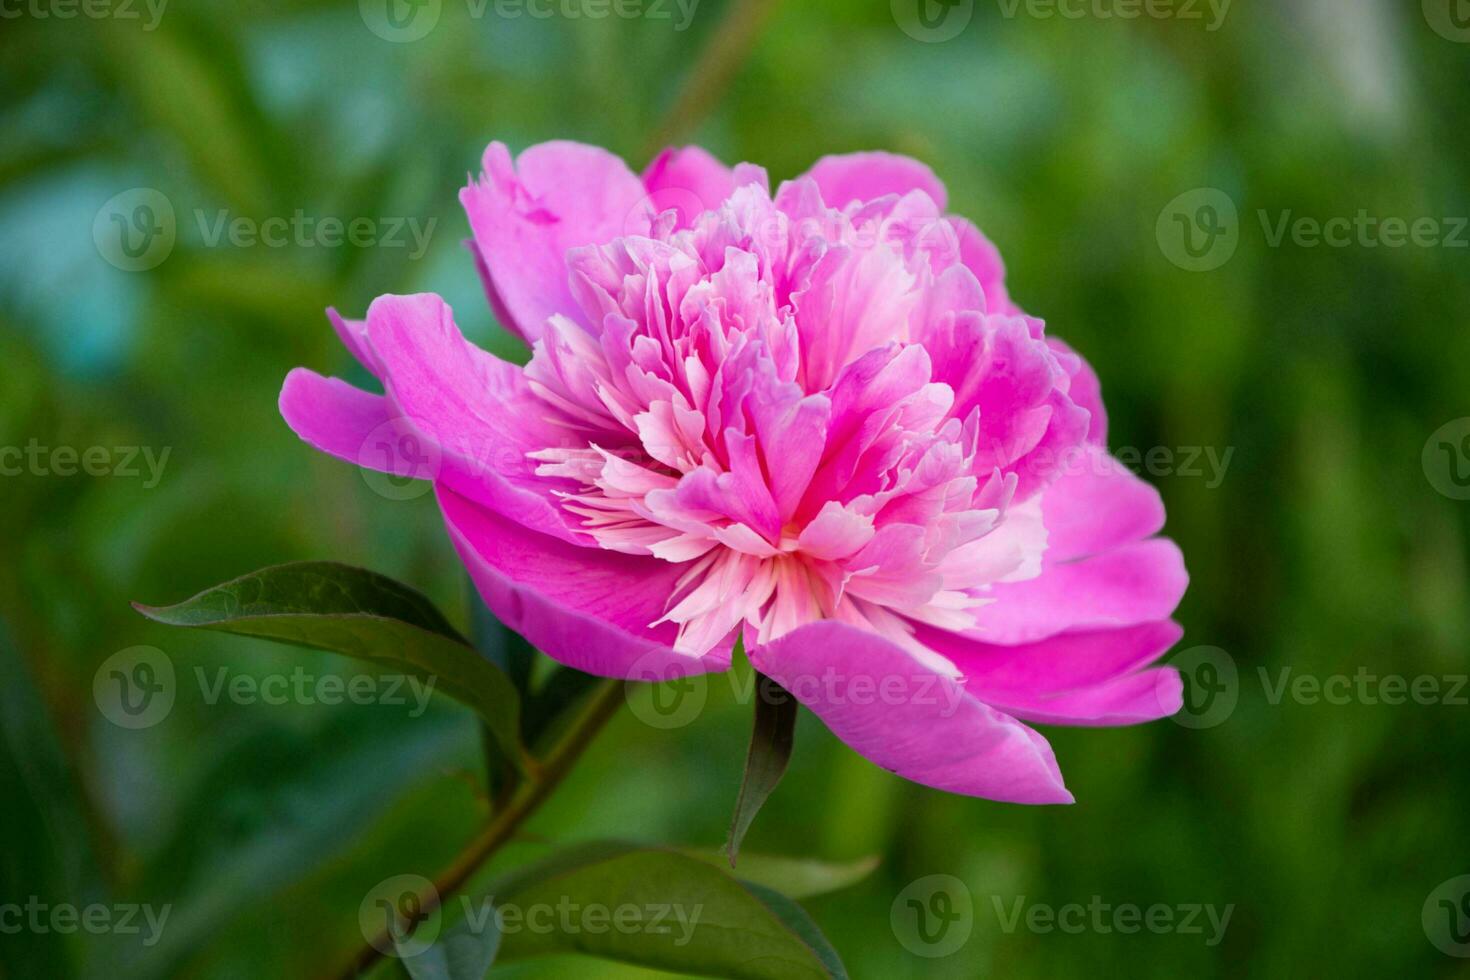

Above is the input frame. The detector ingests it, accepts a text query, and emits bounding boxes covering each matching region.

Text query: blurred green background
[4,0,1470,976]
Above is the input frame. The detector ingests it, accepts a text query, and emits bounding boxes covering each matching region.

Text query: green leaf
[132,562,522,765]
[396,911,501,980]
[726,673,798,866]
[735,883,848,980]
[490,843,847,979]
[679,852,880,900]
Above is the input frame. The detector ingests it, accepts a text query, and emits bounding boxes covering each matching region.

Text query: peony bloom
[281,142,1187,804]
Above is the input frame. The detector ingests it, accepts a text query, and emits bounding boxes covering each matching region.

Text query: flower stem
[333,678,627,979]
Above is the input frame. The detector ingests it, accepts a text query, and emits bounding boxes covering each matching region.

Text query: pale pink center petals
[506,177,1084,658]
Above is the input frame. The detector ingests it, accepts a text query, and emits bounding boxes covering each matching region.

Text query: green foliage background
[3,0,1469,976]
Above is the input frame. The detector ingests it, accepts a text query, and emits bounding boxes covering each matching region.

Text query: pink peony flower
[280,141,1188,804]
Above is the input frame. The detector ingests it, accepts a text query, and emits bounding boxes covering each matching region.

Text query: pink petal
[440,486,730,679]
[327,308,381,377]
[1041,445,1164,561]
[794,242,921,392]
[919,620,1183,702]
[951,217,1018,315]
[279,368,422,478]
[461,140,651,343]
[279,365,582,550]
[748,620,1073,803]
[970,538,1189,644]
[980,667,1183,727]
[801,344,934,512]
[464,238,525,351]
[747,383,830,522]
[928,314,1090,501]
[363,292,588,545]
[642,146,735,227]
[797,501,876,561]
[1048,336,1108,445]
[802,151,948,211]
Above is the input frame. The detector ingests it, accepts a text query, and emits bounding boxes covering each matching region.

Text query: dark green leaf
[490,843,846,979]
[132,562,522,764]
[679,852,880,900]
[726,673,798,866]
[736,883,848,980]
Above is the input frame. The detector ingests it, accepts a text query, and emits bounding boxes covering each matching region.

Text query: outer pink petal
[642,146,735,226]
[461,140,651,343]
[801,151,948,211]
[464,239,524,349]
[748,621,1073,803]
[951,217,1018,315]
[279,368,414,474]
[1041,445,1163,562]
[278,365,576,547]
[1048,336,1107,445]
[363,292,589,545]
[969,538,1188,645]
[919,620,1184,701]
[979,668,1183,727]
[327,308,381,377]
[440,486,731,679]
